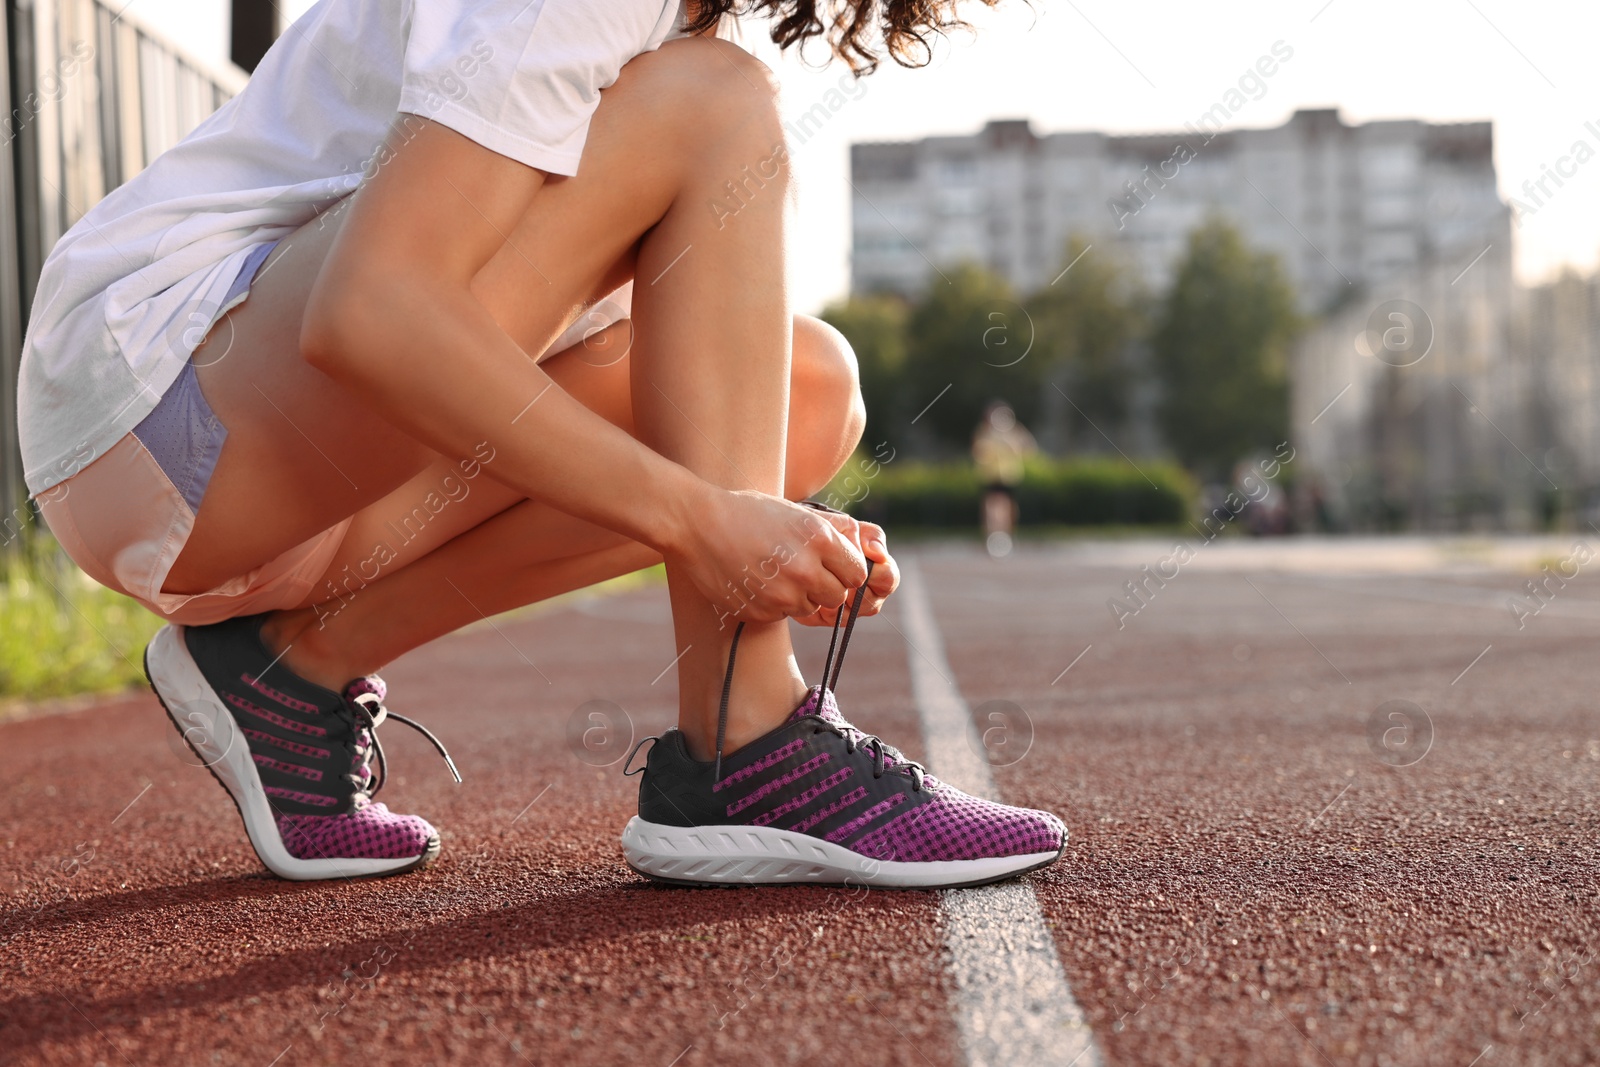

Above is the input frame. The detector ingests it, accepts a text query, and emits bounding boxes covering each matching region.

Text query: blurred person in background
[1237,456,1290,537]
[973,400,1037,557]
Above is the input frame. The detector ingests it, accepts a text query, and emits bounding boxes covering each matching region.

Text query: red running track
[4,544,1599,1065]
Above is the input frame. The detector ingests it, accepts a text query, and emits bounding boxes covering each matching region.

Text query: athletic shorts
[37,238,353,626]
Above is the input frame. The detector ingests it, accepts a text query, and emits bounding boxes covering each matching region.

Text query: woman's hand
[666,488,882,627]
[792,519,898,627]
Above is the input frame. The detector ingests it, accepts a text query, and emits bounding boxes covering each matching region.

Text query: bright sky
[132,0,1600,314]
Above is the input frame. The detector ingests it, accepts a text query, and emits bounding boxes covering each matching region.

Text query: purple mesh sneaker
[620,563,1067,888]
[143,614,458,880]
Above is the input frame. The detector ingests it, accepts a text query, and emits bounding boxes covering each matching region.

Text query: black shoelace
[713,554,925,793]
[348,691,461,800]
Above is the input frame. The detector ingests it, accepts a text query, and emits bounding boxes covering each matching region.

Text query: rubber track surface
[0,589,957,1067]
[9,545,1598,1066]
[922,547,1600,1067]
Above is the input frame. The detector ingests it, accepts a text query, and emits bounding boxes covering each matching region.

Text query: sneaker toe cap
[851,787,1068,862]
[277,802,439,862]
[1037,809,1068,853]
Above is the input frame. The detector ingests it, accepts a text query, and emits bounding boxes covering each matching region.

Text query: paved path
[3,541,1598,1066]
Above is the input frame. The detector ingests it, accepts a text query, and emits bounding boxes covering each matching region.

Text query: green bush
[0,544,162,705]
[831,456,1196,529]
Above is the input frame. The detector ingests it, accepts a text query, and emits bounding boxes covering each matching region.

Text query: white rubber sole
[143,624,437,881]
[620,816,1062,889]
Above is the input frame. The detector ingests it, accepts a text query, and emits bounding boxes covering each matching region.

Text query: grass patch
[0,552,668,710]
[0,545,161,706]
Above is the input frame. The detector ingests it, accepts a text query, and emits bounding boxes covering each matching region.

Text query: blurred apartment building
[1295,260,1600,531]
[850,109,1510,313]
[852,110,1600,530]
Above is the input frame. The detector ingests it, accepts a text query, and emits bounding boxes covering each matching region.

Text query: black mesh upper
[636,713,933,849]
[183,613,362,816]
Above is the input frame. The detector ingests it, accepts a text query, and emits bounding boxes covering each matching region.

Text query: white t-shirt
[18,0,688,496]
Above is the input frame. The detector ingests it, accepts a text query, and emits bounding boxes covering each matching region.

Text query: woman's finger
[800,601,843,627]
[796,564,849,619]
[859,522,890,563]
[872,550,899,596]
[813,524,868,590]
[851,550,897,616]
[798,503,860,549]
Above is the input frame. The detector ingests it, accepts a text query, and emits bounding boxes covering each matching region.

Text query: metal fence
[1,0,247,522]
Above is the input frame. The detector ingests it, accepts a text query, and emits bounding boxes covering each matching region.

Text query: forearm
[304,273,705,555]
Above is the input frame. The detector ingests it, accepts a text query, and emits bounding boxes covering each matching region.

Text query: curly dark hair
[686,0,1000,75]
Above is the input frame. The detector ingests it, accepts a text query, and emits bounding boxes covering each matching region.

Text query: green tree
[820,293,908,448]
[903,263,1034,452]
[1025,236,1146,447]
[1151,219,1300,478]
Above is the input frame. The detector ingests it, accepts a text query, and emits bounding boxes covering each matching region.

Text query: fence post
[230,0,277,73]
[1,0,29,530]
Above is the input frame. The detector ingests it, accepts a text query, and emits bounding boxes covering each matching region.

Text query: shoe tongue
[341,675,387,798]
[343,675,387,703]
[787,685,847,727]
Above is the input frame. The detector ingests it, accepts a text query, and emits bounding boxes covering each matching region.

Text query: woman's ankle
[258,608,368,692]
[679,672,810,762]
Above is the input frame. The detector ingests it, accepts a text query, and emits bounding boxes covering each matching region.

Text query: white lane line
[898,558,1101,1067]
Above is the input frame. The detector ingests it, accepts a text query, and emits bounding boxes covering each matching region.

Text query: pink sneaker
[144,615,458,880]
[621,557,1068,887]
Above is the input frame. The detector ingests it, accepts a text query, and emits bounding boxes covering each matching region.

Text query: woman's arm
[300,118,868,619]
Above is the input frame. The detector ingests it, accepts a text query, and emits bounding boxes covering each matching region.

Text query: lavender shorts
[39,238,353,625]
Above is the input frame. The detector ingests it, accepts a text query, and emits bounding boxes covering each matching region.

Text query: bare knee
[617,38,788,173]
[786,315,865,500]
[651,37,783,108]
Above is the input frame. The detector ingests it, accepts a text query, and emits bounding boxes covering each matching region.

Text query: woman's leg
[455,39,835,754]
[168,38,861,753]
[264,314,862,691]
